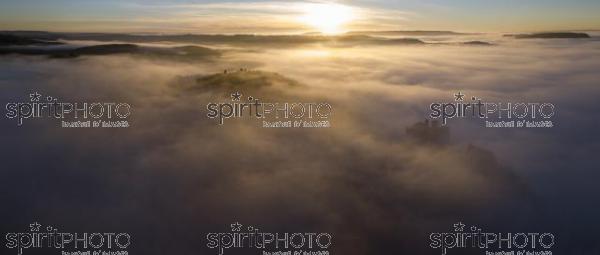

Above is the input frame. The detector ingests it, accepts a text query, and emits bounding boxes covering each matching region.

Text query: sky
[1,0,600,33]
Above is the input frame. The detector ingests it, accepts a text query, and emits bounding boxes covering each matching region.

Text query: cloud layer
[0,35,599,254]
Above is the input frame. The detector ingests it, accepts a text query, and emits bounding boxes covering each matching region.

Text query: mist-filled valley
[1,30,599,254]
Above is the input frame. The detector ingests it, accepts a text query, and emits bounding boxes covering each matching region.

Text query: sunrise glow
[298,3,355,34]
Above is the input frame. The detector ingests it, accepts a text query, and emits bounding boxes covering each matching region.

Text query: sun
[298,3,355,35]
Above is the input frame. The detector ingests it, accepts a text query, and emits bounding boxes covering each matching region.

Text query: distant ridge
[346,30,474,36]
[505,32,591,39]
[0,34,63,46]
[0,43,221,61]
[0,31,429,46]
[0,31,495,49]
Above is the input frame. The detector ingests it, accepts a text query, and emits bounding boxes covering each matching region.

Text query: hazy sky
[1,0,599,33]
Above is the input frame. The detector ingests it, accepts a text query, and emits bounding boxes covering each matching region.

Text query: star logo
[453,222,465,232]
[30,92,41,102]
[454,92,465,101]
[230,222,242,232]
[231,92,242,101]
[29,222,41,232]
